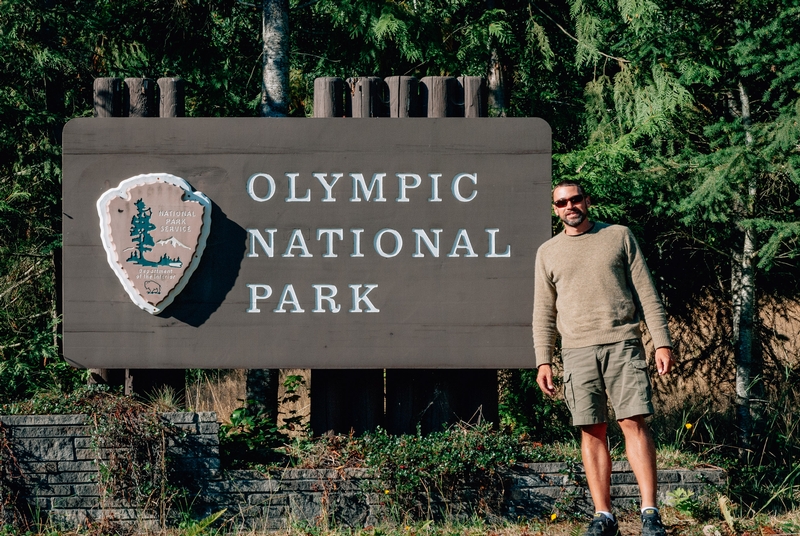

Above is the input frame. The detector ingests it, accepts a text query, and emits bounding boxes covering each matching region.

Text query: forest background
[2,0,800,517]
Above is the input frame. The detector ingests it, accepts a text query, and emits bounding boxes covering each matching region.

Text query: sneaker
[585,513,620,536]
[641,507,667,536]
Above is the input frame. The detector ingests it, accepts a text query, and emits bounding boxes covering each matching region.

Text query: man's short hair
[553,179,587,196]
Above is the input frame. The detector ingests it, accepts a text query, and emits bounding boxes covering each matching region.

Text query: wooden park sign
[62,117,551,369]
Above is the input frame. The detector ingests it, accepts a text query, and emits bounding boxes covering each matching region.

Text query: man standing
[533,180,674,536]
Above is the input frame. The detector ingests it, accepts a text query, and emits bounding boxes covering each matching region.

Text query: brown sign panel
[62,118,551,369]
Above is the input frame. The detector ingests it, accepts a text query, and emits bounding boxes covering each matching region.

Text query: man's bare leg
[618,415,658,508]
[581,422,612,512]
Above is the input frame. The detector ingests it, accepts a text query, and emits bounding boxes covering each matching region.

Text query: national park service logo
[97,173,212,314]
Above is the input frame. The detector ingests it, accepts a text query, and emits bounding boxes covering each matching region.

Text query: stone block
[287,492,322,521]
[279,479,335,492]
[609,484,641,498]
[41,471,97,485]
[58,461,97,472]
[18,461,58,474]
[205,478,280,494]
[248,506,289,531]
[1,415,87,426]
[611,461,632,472]
[656,470,682,483]
[507,473,560,488]
[679,469,726,485]
[198,423,220,435]
[513,462,569,474]
[74,448,100,460]
[161,412,198,425]
[529,486,576,500]
[72,483,101,496]
[52,495,102,509]
[11,437,75,461]
[7,426,90,439]
[611,496,640,511]
[508,488,530,501]
[197,412,218,423]
[247,493,289,506]
[29,496,51,509]
[610,472,638,484]
[172,456,221,473]
[73,437,94,449]
[23,484,73,497]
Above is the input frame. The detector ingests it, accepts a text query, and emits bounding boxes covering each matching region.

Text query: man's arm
[533,245,559,367]
[624,228,673,350]
[655,346,674,375]
[536,364,556,396]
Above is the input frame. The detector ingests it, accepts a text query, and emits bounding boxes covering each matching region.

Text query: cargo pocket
[630,357,652,401]
[562,370,576,413]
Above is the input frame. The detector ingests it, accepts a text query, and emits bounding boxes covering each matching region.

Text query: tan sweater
[532,222,672,367]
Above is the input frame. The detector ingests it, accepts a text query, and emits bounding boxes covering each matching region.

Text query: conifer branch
[528,3,630,64]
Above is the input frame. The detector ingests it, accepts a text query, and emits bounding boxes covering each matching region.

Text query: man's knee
[618,414,648,431]
[581,422,608,440]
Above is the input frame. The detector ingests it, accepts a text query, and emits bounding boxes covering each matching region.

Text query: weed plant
[1,385,187,530]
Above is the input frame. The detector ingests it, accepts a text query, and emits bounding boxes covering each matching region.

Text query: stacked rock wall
[0,413,726,530]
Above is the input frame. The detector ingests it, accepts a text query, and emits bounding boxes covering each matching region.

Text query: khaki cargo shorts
[561,338,654,426]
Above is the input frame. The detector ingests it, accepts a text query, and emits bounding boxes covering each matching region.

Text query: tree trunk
[487,48,506,117]
[732,81,757,457]
[248,0,289,419]
[486,0,506,117]
[246,367,279,418]
[260,0,289,117]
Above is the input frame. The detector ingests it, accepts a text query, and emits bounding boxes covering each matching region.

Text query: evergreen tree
[129,199,156,263]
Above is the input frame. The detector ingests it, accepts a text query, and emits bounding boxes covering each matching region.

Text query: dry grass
[184,368,311,432]
[39,506,797,536]
[186,369,246,424]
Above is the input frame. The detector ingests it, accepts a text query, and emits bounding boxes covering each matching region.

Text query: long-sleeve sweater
[532,222,672,367]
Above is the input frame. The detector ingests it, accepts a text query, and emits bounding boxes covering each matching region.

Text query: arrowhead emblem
[97,173,212,314]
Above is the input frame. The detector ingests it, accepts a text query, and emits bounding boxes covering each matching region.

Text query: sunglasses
[552,194,585,208]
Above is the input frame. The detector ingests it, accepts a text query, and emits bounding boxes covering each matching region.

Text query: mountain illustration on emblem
[97,173,212,314]
[127,199,183,268]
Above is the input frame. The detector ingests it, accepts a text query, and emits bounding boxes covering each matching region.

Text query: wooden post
[385,75,498,434]
[93,78,122,118]
[313,77,343,117]
[123,78,157,117]
[120,78,186,405]
[89,78,123,389]
[345,77,386,118]
[158,77,185,117]
[419,76,458,117]
[384,76,420,118]
[459,76,487,118]
[309,79,384,435]
[386,370,498,434]
[310,370,384,435]
[309,75,499,435]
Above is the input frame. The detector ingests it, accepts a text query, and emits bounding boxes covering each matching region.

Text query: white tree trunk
[485,0,506,117]
[732,81,757,455]
[260,0,289,117]
[487,47,506,117]
[249,0,289,419]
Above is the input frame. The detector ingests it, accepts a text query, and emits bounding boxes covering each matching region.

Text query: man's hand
[655,346,675,375]
[536,364,556,396]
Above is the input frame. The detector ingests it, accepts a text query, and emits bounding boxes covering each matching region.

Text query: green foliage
[219,401,283,468]
[498,369,575,443]
[0,0,266,401]
[91,395,185,520]
[666,488,700,517]
[284,422,573,521]
[0,422,24,527]
[2,386,187,528]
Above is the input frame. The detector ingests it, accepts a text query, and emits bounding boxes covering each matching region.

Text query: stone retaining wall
[0,413,726,530]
